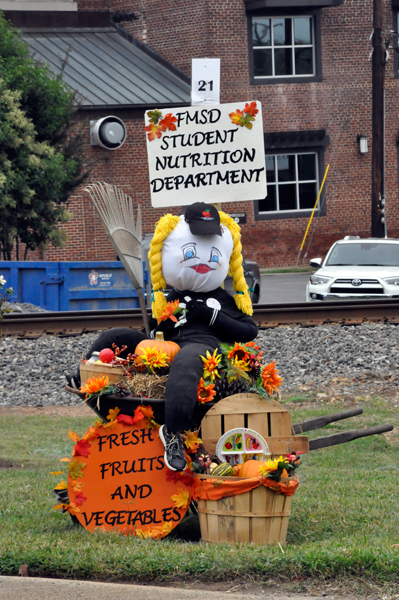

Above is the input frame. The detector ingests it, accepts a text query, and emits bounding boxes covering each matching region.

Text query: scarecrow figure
[66,202,257,471]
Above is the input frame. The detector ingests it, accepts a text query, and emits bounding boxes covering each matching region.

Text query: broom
[84,182,150,335]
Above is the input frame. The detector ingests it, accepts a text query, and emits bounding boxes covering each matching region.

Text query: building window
[259,152,319,214]
[253,16,315,78]
[254,130,329,221]
[249,10,321,84]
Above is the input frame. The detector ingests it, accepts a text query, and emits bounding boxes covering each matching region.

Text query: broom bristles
[86,182,142,239]
[84,182,144,289]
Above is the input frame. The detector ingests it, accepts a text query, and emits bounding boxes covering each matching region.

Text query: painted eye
[209,247,221,265]
[182,244,197,261]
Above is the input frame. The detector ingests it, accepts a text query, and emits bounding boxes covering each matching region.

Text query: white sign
[99,273,113,287]
[191,58,220,106]
[145,101,267,208]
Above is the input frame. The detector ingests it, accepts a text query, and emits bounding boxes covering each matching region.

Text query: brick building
[2,0,399,267]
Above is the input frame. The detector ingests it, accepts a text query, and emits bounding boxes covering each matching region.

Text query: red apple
[99,348,115,363]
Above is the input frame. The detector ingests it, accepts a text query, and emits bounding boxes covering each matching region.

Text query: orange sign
[67,417,193,538]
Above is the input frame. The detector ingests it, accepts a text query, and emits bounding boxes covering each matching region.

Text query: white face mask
[161,218,234,293]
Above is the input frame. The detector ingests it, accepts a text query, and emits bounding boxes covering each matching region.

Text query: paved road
[259,272,311,305]
[0,577,334,600]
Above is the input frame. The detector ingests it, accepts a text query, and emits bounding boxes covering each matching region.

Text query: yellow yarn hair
[148,214,180,318]
[219,211,253,316]
[148,210,253,318]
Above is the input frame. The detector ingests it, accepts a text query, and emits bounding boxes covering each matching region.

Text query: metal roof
[22,27,191,109]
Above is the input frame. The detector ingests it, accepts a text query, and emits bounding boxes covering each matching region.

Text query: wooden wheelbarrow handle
[292,408,364,434]
[309,424,394,451]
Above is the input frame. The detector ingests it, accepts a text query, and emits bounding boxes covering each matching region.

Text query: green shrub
[0,13,86,260]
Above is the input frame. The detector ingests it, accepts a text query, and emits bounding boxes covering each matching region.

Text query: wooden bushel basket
[80,362,125,386]
[196,479,293,544]
[197,394,308,544]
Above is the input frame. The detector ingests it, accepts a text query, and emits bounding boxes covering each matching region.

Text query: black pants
[164,340,218,433]
[81,328,217,434]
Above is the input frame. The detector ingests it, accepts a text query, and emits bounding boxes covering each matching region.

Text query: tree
[0,13,87,260]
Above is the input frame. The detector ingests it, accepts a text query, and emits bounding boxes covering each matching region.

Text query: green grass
[0,399,398,589]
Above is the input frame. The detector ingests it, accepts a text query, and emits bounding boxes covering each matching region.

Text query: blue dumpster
[0,261,149,311]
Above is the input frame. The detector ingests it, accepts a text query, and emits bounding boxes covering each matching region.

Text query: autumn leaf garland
[135,520,174,539]
[171,488,190,510]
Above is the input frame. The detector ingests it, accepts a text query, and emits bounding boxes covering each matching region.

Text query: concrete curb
[0,577,329,600]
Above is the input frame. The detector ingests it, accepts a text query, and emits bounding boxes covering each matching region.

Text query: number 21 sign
[191,58,220,106]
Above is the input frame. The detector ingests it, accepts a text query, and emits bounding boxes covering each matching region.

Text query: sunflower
[261,361,283,396]
[246,341,260,351]
[226,355,251,383]
[197,378,216,403]
[157,299,181,324]
[259,456,289,479]
[138,346,169,373]
[227,342,251,363]
[260,457,280,473]
[80,375,112,399]
[200,349,222,382]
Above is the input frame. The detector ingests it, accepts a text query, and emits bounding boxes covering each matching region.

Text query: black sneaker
[159,425,187,472]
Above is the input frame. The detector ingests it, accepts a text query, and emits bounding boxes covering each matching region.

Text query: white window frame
[0,1,77,10]
[252,15,316,79]
[258,151,319,214]
[396,12,399,79]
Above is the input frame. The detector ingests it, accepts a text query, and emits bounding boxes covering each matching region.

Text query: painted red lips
[190,264,214,274]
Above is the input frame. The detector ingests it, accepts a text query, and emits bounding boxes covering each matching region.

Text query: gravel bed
[1,322,399,408]
[0,334,95,407]
[4,302,49,313]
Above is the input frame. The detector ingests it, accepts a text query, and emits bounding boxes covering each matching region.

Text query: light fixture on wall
[90,117,127,151]
[357,135,368,154]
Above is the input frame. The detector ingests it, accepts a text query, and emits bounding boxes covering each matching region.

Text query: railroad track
[3,299,399,338]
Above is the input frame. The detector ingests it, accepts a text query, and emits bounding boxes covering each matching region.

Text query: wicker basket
[80,361,125,386]
[196,478,292,544]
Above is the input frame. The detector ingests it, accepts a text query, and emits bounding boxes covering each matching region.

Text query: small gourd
[135,332,180,365]
[239,460,267,479]
[211,463,235,477]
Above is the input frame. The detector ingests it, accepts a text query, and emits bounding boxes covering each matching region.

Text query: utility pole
[371,0,386,237]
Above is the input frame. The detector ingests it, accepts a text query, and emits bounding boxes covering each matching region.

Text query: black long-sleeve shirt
[154,287,258,346]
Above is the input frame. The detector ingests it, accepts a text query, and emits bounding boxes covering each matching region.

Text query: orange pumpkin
[135,332,180,365]
[239,460,267,479]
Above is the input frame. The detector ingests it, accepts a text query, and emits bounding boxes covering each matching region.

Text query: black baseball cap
[184,202,222,236]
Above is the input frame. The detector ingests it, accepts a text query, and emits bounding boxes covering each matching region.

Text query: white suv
[306,237,399,301]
